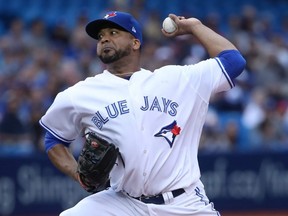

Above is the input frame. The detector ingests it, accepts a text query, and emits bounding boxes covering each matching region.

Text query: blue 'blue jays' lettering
[91,97,179,130]
[105,100,129,118]
[91,100,129,129]
[91,111,109,130]
[140,96,178,116]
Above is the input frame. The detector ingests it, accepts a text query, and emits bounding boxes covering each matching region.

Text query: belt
[132,188,185,204]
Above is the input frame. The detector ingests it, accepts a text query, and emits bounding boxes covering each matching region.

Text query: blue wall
[0,152,288,215]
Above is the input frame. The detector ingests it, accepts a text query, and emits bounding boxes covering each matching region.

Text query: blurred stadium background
[0,0,288,215]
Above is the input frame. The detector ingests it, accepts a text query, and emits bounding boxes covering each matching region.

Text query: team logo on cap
[154,120,181,148]
[132,26,136,33]
[104,12,117,19]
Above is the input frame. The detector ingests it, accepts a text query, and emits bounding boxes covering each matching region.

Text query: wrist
[189,20,203,34]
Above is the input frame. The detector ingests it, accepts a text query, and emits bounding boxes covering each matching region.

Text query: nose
[100,37,108,43]
[99,33,110,43]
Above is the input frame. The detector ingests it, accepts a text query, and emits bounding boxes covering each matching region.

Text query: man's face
[96,28,135,64]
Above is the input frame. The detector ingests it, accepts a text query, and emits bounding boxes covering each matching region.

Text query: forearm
[47,144,79,181]
[164,14,238,57]
[189,21,237,57]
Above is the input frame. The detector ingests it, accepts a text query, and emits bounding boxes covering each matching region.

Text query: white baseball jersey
[40,57,232,198]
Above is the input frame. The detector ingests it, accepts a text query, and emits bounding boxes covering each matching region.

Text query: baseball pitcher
[39,11,246,215]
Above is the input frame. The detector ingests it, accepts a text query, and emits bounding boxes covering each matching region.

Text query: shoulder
[65,73,106,91]
[152,64,196,77]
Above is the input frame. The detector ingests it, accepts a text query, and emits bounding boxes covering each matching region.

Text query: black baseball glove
[77,132,119,193]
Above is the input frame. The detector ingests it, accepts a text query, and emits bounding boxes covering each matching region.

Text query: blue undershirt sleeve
[44,131,71,152]
[217,50,246,80]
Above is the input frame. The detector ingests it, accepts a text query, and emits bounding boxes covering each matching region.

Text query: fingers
[162,14,190,37]
[161,28,176,37]
[77,172,89,189]
[168,14,185,22]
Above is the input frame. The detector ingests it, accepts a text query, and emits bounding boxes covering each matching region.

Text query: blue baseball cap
[86,11,143,45]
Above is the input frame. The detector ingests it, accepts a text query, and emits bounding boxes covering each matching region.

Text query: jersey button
[143,150,147,154]
[143,172,147,176]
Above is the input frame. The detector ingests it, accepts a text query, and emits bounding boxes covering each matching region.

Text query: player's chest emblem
[154,120,181,148]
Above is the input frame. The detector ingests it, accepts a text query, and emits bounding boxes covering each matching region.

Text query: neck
[106,54,141,77]
[113,71,137,78]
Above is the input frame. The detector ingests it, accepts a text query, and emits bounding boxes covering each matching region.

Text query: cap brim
[85,19,126,40]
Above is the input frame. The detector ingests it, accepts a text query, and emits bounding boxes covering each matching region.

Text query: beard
[99,45,132,64]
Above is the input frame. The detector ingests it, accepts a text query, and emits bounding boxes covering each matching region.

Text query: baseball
[162,17,177,33]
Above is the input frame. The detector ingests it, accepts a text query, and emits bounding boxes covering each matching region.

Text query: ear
[132,39,141,50]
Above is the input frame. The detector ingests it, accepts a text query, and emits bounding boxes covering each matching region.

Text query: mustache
[98,47,131,64]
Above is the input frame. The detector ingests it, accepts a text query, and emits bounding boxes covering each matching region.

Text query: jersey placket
[127,80,151,189]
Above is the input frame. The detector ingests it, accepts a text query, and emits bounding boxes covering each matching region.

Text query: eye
[111,30,117,35]
[97,33,103,40]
